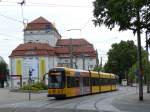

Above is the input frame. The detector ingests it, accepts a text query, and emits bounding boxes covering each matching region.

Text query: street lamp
[66,29,81,37]
[66,29,82,69]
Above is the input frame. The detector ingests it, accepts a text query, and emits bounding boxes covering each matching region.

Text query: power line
[1,0,18,3]
[0,1,90,8]
[27,2,90,8]
[0,32,23,40]
[81,18,92,30]
[0,13,23,23]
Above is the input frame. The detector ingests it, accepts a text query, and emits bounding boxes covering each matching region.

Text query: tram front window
[48,72,64,88]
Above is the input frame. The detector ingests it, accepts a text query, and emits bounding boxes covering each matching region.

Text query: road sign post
[28,69,33,101]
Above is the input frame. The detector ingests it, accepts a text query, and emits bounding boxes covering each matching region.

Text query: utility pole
[146,31,150,93]
[69,38,73,68]
[67,29,81,68]
[96,50,99,68]
[81,45,85,70]
[100,57,102,71]
[74,56,78,69]
[28,68,33,101]
[145,0,150,93]
[136,6,143,101]
[82,52,85,70]
[18,0,26,25]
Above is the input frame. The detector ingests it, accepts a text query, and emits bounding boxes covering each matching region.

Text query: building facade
[9,17,97,88]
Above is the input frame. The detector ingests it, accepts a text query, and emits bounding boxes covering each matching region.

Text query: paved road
[112,90,150,112]
[0,88,48,105]
[0,86,149,112]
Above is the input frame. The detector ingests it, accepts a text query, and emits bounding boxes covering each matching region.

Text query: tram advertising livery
[47,67,117,99]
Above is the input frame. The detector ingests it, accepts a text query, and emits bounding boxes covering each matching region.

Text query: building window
[45,25,51,33]
[29,57,33,60]
[28,40,33,43]
[89,58,93,61]
[90,65,93,68]
[17,82,20,85]
[65,59,68,63]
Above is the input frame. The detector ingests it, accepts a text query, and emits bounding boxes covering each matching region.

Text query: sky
[0,0,147,65]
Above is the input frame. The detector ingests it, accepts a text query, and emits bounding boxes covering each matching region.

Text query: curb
[9,89,47,93]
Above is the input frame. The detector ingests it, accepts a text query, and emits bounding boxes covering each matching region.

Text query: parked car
[121,79,127,86]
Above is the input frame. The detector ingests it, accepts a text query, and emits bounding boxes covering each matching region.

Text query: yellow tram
[47,67,117,99]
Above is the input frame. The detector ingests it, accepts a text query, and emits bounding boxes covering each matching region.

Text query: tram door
[79,77,84,95]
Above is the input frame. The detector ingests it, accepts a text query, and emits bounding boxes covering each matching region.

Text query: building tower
[9,17,60,88]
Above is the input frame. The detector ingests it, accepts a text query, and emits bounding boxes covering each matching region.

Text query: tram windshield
[48,72,64,88]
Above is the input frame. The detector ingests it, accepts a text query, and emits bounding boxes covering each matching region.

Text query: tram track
[9,99,56,112]
[94,88,137,112]
[70,87,136,112]
[46,91,122,112]
[73,98,90,112]
[35,99,57,112]
[4,87,136,112]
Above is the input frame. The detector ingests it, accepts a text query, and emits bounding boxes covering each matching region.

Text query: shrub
[20,82,48,91]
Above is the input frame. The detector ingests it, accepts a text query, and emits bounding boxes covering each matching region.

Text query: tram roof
[50,67,116,77]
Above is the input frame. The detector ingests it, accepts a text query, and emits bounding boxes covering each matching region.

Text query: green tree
[93,0,149,33]
[93,0,150,74]
[0,61,9,88]
[93,0,149,100]
[93,65,103,72]
[128,63,137,85]
[104,40,137,83]
[128,53,150,85]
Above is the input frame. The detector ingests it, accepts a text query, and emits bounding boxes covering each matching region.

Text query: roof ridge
[29,16,51,24]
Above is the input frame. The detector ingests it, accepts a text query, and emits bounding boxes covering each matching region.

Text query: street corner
[111,92,150,112]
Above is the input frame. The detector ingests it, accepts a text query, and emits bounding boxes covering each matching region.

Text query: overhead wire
[0,1,25,41]
[0,1,97,40]
[0,0,18,4]
[26,2,90,8]
[81,18,92,30]
[0,32,23,41]
[0,1,90,8]
[0,13,22,23]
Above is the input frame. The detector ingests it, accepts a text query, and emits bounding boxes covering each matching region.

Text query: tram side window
[104,79,108,85]
[109,79,114,85]
[112,79,116,84]
[91,78,95,86]
[110,79,116,85]
[75,77,79,87]
[67,77,72,88]
[108,79,112,85]
[96,78,99,85]
[100,78,108,85]
[67,77,79,88]
[91,78,99,86]
[101,79,104,85]
[99,78,103,85]
[83,77,90,86]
